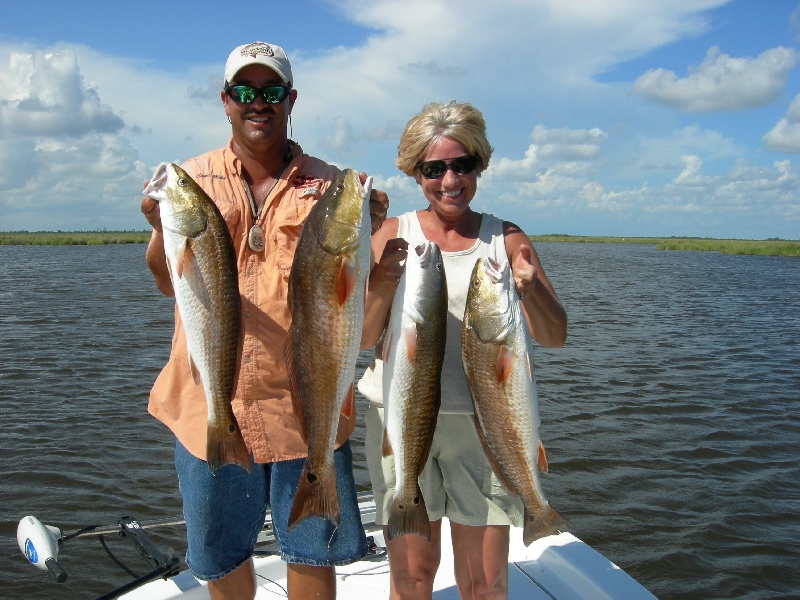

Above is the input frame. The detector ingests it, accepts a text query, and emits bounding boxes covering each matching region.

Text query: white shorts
[364,404,524,528]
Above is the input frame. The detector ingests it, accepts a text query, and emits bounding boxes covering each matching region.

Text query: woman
[360,101,567,599]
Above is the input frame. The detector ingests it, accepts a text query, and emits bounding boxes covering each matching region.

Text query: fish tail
[387,488,431,542]
[206,427,251,473]
[287,460,339,531]
[523,504,571,546]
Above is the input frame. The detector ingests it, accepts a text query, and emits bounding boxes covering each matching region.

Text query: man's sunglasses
[416,155,480,179]
[224,84,292,105]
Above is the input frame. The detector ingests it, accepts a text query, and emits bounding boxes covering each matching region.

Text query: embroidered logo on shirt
[292,173,321,197]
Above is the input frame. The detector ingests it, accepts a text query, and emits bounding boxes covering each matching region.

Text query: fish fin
[287,460,339,531]
[341,384,355,419]
[206,422,251,473]
[382,428,393,457]
[537,440,549,474]
[403,322,418,362]
[381,324,393,362]
[523,504,571,546]
[175,237,193,279]
[283,335,308,444]
[526,350,534,382]
[336,254,357,306]
[387,488,431,542]
[188,352,201,386]
[494,344,515,383]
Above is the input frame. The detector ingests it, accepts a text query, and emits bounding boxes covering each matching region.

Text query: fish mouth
[483,257,509,283]
[414,241,434,267]
[143,163,169,201]
[361,175,373,199]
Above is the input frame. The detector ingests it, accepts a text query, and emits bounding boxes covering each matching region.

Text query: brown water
[1,243,798,599]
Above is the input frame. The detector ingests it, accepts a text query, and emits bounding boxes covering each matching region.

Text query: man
[141,41,389,600]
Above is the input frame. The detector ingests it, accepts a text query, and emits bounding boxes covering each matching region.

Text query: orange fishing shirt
[148,140,356,463]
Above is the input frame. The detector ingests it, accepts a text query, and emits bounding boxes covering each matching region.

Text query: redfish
[462,257,569,545]
[144,163,250,473]
[381,241,447,541]
[285,169,372,530]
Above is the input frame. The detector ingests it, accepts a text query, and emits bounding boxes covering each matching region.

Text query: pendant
[248,224,265,252]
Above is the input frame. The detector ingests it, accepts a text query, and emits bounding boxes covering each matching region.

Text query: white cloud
[530,125,608,161]
[763,93,800,153]
[0,0,798,238]
[0,46,150,230]
[0,49,124,137]
[633,46,798,112]
[672,154,719,188]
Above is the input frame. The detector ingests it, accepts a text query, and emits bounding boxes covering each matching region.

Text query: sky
[1,0,799,239]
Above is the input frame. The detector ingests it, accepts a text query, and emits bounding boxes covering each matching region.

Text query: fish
[381,241,447,541]
[144,162,250,473]
[461,257,569,546]
[284,169,372,530]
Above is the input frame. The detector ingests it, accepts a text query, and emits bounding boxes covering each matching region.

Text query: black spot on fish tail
[387,487,431,542]
[522,504,571,547]
[287,461,339,531]
[206,425,251,474]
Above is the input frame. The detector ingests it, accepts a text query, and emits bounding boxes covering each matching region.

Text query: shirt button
[247,269,254,276]
[244,356,251,364]
[245,311,252,318]
[246,399,254,407]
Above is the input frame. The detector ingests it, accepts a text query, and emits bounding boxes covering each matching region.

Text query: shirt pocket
[274,196,315,277]
[217,202,241,231]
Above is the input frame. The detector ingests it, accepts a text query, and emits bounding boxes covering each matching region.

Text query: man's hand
[141,181,162,232]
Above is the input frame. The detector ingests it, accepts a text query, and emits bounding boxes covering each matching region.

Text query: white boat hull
[120,498,655,600]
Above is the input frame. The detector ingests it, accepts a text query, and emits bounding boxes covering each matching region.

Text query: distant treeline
[1,231,798,257]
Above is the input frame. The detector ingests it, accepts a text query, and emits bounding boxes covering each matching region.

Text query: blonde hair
[396,101,493,178]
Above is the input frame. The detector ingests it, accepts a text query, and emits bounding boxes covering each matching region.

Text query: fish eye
[177,177,187,187]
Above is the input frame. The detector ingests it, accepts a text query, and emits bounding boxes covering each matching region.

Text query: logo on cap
[241,43,275,58]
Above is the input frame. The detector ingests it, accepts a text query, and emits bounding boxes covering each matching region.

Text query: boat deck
[120,499,655,600]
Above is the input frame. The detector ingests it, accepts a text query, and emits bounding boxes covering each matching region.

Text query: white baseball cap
[224,42,293,87]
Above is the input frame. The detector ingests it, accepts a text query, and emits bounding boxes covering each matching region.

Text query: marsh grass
[0,231,150,245]
[1,231,798,257]
[530,235,800,257]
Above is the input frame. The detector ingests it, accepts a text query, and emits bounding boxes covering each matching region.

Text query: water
[1,243,798,599]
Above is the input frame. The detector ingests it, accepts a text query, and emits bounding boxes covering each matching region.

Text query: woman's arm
[504,222,567,348]
[360,217,407,349]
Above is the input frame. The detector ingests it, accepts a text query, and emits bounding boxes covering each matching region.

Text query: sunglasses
[416,155,480,179]
[224,84,292,105]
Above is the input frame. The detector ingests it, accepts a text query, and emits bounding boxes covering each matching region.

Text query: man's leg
[207,559,257,600]
[175,441,265,600]
[287,563,336,600]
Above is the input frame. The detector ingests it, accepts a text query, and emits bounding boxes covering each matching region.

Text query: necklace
[242,147,293,252]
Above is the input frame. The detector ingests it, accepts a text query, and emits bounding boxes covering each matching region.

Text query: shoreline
[0,231,798,257]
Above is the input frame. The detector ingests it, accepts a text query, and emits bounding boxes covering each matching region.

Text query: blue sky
[1,0,799,239]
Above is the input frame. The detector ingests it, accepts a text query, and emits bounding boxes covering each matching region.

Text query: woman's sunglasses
[224,84,292,105]
[416,155,480,179]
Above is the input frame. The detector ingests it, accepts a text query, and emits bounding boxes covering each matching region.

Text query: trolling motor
[17,515,68,583]
[18,513,183,597]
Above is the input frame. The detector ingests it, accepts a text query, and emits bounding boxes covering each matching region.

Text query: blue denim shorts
[175,440,368,580]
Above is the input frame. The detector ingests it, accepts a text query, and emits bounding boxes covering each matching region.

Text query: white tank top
[358,210,507,414]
